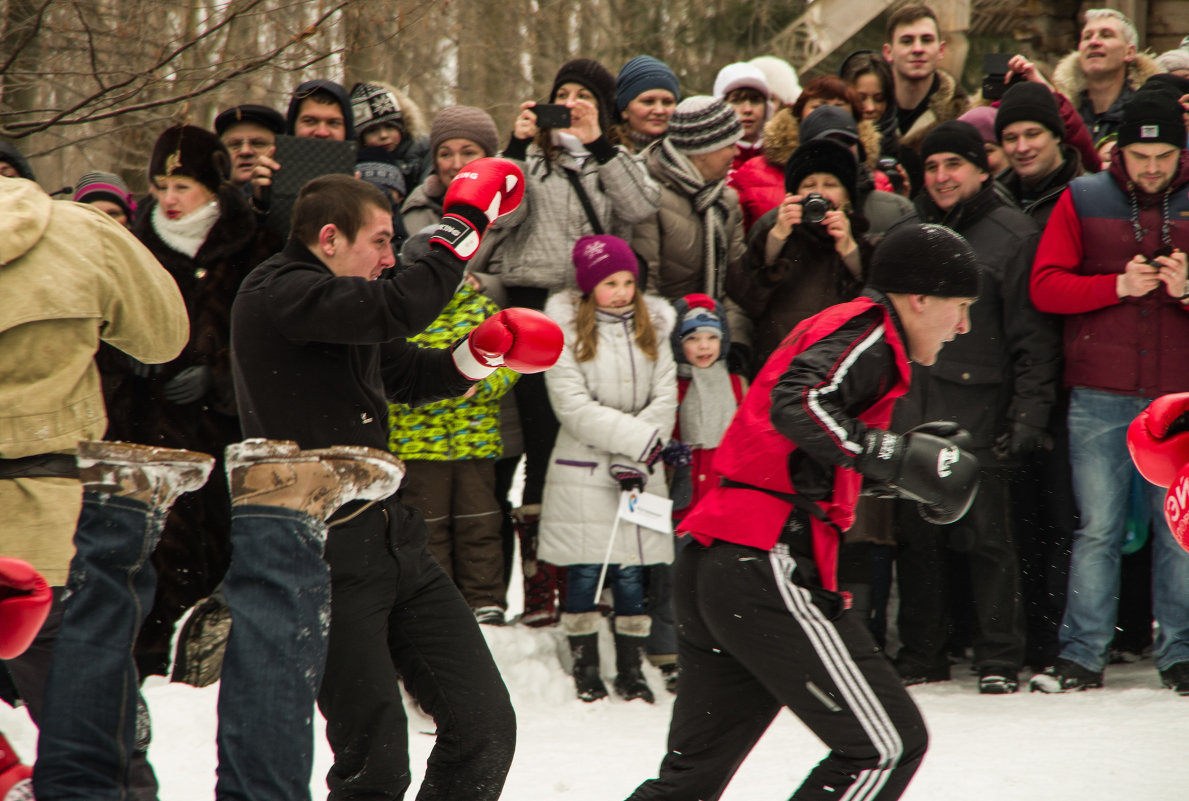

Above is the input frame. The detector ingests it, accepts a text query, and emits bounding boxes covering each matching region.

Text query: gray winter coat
[479,140,660,293]
[538,291,678,567]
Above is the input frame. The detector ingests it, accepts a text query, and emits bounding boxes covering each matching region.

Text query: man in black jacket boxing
[230,161,562,801]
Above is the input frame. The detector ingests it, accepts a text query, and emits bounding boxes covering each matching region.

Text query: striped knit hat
[73,171,135,219]
[666,95,742,156]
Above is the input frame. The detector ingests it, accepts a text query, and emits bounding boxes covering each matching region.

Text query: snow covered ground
[2,620,1185,800]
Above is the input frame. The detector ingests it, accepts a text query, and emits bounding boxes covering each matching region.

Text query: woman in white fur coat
[540,235,678,704]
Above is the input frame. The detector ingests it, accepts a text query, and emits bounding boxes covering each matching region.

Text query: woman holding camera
[727,138,869,371]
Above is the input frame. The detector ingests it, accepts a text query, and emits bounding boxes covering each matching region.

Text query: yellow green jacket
[388,283,517,460]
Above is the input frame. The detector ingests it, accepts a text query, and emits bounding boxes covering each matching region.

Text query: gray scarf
[678,361,736,448]
[654,138,730,298]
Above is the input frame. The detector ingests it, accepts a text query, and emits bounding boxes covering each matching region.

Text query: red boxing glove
[1165,464,1189,553]
[452,308,565,380]
[429,158,525,260]
[1127,393,1189,488]
[0,557,52,659]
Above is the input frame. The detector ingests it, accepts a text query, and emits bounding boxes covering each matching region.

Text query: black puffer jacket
[892,181,1061,458]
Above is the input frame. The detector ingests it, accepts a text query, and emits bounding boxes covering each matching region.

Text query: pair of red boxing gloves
[427,156,565,381]
[1128,393,1189,551]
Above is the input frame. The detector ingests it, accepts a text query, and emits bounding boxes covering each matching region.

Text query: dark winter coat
[998,143,1084,229]
[727,206,870,371]
[102,184,278,675]
[231,238,473,452]
[1030,150,1189,397]
[895,181,1061,457]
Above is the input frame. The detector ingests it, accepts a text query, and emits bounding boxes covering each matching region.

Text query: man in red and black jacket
[626,223,982,801]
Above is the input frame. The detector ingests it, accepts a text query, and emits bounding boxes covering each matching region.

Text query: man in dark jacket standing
[994,80,1086,671]
[230,162,562,800]
[891,121,1062,694]
[1029,88,1189,695]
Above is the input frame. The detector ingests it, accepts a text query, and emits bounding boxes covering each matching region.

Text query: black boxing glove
[855,428,980,525]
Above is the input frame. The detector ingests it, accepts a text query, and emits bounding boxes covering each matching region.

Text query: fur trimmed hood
[899,69,970,153]
[761,106,882,170]
[545,289,677,341]
[1052,49,1160,103]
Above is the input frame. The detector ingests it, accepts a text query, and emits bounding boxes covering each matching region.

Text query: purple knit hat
[572,235,638,294]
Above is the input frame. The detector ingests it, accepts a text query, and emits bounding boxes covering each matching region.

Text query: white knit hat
[749,56,801,106]
[712,62,771,100]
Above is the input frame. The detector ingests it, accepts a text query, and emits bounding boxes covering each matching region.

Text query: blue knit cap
[616,55,681,113]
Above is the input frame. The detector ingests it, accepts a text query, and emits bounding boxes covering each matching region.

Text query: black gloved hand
[126,354,161,378]
[661,440,693,467]
[610,465,646,493]
[162,365,213,405]
[995,421,1050,458]
[726,344,752,378]
[855,427,980,525]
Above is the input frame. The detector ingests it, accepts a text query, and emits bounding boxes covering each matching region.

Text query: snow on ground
[2,620,1186,800]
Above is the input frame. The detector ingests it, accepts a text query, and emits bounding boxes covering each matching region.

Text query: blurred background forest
[1,0,1185,192]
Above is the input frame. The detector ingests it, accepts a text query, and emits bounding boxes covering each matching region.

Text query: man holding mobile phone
[1029,86,1189,695]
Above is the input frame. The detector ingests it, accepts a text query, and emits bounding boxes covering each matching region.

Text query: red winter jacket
[1030,150,1189,396]
[680,294,910,590]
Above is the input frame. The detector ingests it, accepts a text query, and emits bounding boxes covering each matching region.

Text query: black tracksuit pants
[626,535,927,801]
[317,498,516,801]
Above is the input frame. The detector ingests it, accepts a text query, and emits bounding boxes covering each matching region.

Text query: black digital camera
[800,192,831,224]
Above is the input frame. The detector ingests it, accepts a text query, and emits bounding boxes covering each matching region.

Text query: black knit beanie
[921,121,990,172]
[994,82,1065,141]
[867,223,981,298]
[148,125,230,193]
[1117,87,1187,149]
[784,139,859,203]
[551,58,617,134]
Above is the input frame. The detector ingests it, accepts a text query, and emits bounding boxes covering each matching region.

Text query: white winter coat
[538,291,678,567]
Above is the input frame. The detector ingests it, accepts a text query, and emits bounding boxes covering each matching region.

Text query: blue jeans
[35,492,331,801]
[35,495,165,801]
[1060,388,1189,672]
[564,563,646,615]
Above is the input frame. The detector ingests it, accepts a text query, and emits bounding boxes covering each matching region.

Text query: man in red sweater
[1028,85,1189,695]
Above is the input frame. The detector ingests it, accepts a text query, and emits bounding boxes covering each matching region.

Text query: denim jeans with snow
[1059,388,1189,673]
[35,492,331,801]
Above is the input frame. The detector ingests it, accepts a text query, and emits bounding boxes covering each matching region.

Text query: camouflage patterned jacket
[387,282,517,460]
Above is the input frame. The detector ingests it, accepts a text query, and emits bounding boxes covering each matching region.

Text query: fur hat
[993,83,1065,141]
[148,125,230,193]
[1117,86,1188,150]
[552,58,617,134]
[572,234,638,294]
[429,106,500,160]
[351,82,404,135]
[921,121,990,172]
[784,138,858,203]
[666,96,743,155]
[616,55,681,113]
[214,104,285,136]
[868,223,981,298]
